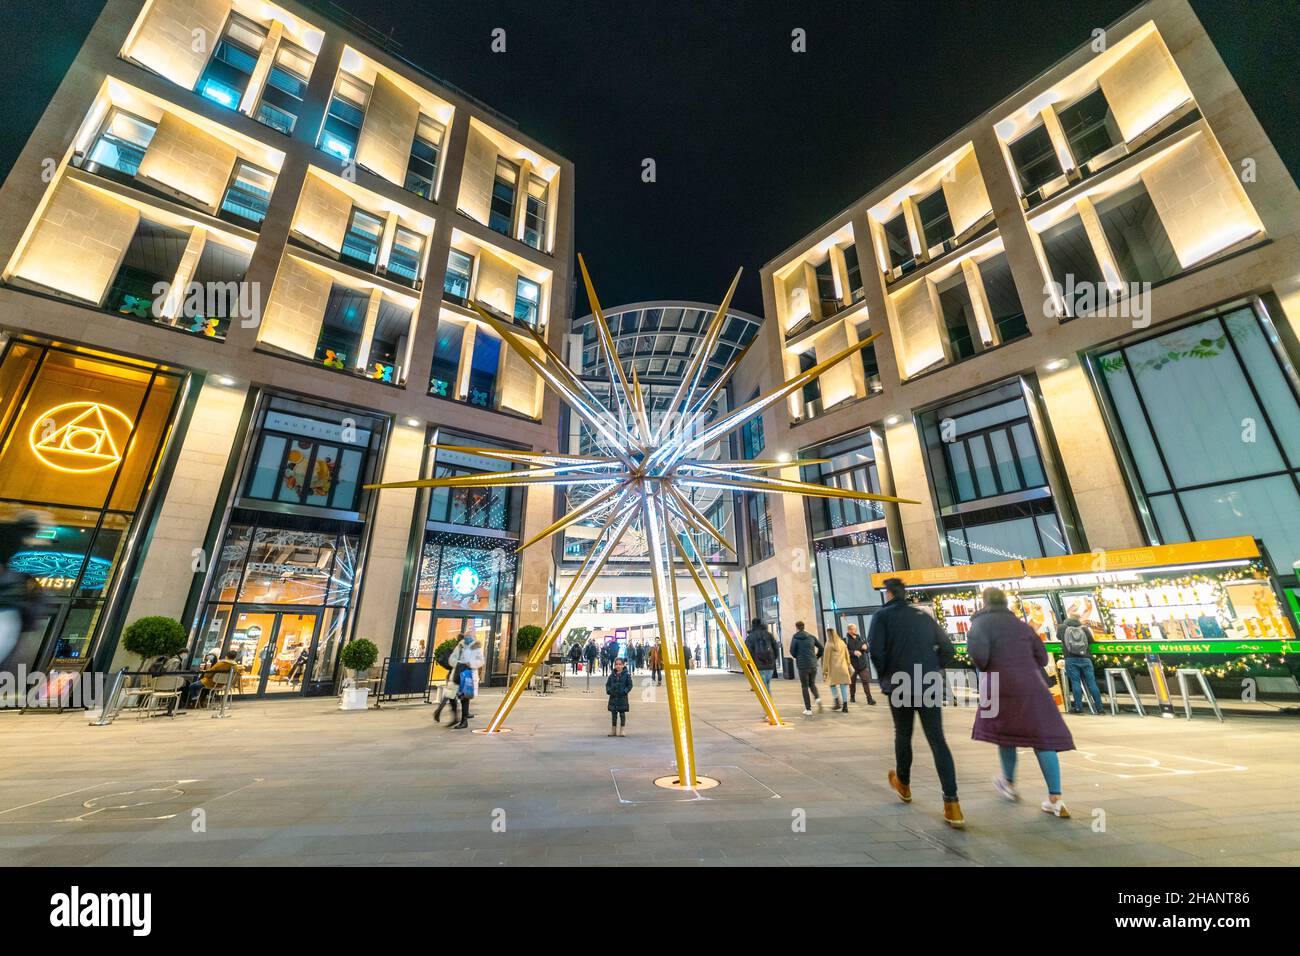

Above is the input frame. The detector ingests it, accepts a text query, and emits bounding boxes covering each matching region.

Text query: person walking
[1060,616,1103,714]
[788,622,823,715]
[583,638,598,677]
[744,618,778,695]
[454,634,484,725]
[823,627,854,713]
[968,588,1075,818]
[635,642,646,674]
[568,641,582,675]
[868,578,963,829]
[434,639,461,725]
[845,623,877,706]
[452,656,476,730]
[0,512,47,667]
[605,656,632,736]
[649,640,663,685]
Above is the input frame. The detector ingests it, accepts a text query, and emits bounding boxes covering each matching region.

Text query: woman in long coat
[967,588,1075,818]
[822,628,854,713]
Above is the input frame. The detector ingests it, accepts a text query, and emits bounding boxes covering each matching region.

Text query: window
[751,578,780,639]
[938,274,979,360]
[805,430,886,534]
[843,244,864,302]
[364,298,412,383]
[255,42,315,134]
[489,158,518,237]
[340,207,383,271]
[977,254,1029,343]
[814,258,840,317]
[919,380,1068,564]
[740,389,764,460]
[430,318,464,398]
[385,227,425,285]
[1058,88,1122,170]
[219,161,274,227]
[443,249,473,303]
[882,213,913,273]
[313,284,370,370]
[405,115,444,200]
[427,442,519,533]
[1095,306,1300,572]
[319,73,370,161]
[917,188,955,251]
[799,351,821,415]
[1039,212,1107,316]
[1008,123,1061,196]
[105,219,189,319]
[467,330,501,408]
[1093,182,1179,286]
[85,110,155,177]
[523,175,548,250]
[244,395,380,513]
[513,276,540,327]
[180,240,252,338]
[745,493,775,564]
[861,338,882,394]
[197,14,266,111]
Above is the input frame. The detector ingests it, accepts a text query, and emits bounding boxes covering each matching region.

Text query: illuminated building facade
[750,0,1300,638]
[0,0,572,691]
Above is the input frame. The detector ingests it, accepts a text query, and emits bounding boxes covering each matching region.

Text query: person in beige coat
[823,628,854,712]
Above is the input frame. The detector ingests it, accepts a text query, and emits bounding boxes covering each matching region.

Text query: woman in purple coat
[968,588,1074,818]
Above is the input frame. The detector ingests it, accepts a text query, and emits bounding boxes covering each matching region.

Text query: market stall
[871,537,1298,712]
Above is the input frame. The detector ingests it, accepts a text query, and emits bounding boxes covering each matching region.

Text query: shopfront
[871,537,1298,702]
[0,339,186,676]
[401,434,521,686]
[191,393,386,696]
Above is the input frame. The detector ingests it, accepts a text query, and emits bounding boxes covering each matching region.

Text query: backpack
[1063,625,1090,656]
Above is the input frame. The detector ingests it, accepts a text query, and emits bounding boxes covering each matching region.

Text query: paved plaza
[2,672,1298,867]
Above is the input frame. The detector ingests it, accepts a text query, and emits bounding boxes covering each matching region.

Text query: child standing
[606,656,632,736]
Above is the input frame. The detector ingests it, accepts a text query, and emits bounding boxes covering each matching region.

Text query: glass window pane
[1179,476,1300,573]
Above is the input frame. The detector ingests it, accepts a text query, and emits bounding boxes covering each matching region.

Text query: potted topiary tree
[121,616,188,670]
[338,638,379,710]
[433,638,459,680]
[515,624,544,661]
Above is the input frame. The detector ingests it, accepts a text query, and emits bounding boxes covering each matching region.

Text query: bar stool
[1103,668,1146,716]
[1175,668,1223,722]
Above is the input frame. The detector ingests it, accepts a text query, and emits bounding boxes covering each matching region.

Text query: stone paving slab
[1,672,1298,866]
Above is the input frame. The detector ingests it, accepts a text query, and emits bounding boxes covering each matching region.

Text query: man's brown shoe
[887,771,912,803]
[943,800,965,829]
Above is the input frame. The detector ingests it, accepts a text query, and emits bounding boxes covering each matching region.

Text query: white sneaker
[802,708,813,716]
[993,775,1019,802]
[1041,798,1070,818]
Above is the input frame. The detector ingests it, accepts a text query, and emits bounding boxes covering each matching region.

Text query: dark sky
[1,0,1297,315]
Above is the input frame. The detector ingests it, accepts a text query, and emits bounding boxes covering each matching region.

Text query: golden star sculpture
[366,255,916,787]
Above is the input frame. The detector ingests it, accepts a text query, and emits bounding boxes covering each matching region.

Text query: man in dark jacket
[844,623,877,705]
[868,578,963,829]
[583,638,598,675]
[744,618,778,694]
[788,622,823,715]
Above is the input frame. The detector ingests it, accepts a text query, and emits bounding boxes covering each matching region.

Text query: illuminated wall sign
[450,566,481,596]
[29,402,134,474]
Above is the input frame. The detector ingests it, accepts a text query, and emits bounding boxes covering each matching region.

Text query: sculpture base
[471,727,513,735]
[653,774,720,791]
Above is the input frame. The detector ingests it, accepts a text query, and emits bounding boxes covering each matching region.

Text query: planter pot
[339,687,370,711]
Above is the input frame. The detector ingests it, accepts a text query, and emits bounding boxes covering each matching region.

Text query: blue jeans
[1064,657,1103,712]
[759,671,772,694]
[998,746,1062,796]
[830,683,849,701]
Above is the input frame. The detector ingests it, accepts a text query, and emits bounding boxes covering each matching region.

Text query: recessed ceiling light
[405,418,422,428]
[884,415,902,426]
[216,375,236,387]
[1044,358,1069,371]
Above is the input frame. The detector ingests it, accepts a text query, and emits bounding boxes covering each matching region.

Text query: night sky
[1,0,1296,315]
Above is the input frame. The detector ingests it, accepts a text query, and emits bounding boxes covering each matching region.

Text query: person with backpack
[568,641,582,674]
[583,638,598,676]
[788,622,823,715]
[605,655,633,736]
[868,578,963,829]
[1060,616,1103,714]
[967,588,1075,819]
[744,618,778,694]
